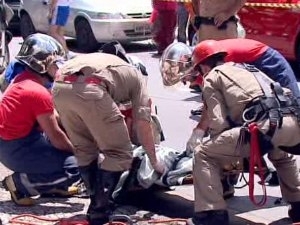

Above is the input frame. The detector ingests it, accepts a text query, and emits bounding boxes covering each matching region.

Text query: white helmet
[159,42,193,86]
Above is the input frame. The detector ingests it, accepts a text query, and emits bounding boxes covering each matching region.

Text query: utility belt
[241,96,300,151]
[60,74,103,85]
[243,96,300,124]
[194,15,238,30]
[235,64,300,155]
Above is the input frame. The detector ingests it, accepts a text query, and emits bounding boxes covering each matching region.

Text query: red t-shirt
[220,39,269,63]
[0,71,54,140]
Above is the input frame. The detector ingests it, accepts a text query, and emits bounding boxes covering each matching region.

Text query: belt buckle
[63,74,78,83]
[84,77,102,85]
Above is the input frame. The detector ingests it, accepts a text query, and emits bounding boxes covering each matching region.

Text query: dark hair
[99,41,129,63]
[201,52,227,68]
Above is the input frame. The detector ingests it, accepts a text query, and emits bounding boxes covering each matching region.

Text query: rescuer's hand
[153,159,166,174]
[214,12,230,27]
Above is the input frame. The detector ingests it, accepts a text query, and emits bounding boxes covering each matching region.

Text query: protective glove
[152,159,166,175]
[186,128,205,156]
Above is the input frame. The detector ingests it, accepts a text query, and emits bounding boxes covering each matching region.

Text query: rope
[248,123,267,206]
[9,214,187,225]
[9,214,91,225]
[9,214,60,225]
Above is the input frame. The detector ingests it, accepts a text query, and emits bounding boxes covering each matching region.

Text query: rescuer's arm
[186,103,209,154]
[214,0,246,27]
[37,112,75,153]
[136,119,165,174]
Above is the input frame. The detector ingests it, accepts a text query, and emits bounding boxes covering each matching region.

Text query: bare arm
[195,103,210,131]
[136,119,157,166]
[48,0,58,18]
[37,112,74,153]
[50,0,58,8]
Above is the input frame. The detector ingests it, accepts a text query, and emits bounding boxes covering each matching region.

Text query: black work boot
[89,170,122,225]
[288,202,300,223]
[102,170,122,201]
[79,161,122,225]
[79,161,109,225]
[187,210,229,225]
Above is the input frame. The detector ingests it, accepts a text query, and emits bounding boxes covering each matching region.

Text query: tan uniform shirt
[57,53,152,122]
[202,63,264,135]
[198,0,243,17]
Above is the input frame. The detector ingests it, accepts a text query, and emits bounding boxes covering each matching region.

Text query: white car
[19,0,153,52]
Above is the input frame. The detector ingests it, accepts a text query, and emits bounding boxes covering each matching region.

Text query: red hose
[9,214,90,225]
[248,122,267,206]
[9,214,187,225]
[9,214,60,225]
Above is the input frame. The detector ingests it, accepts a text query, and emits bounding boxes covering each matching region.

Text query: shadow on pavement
[122,41,157,54]
[117,188,194,219]
[227,195,287,213]
[119,188,291,224]
[189,114,201,122]
[0,197,85,215]
[182,95,202,103]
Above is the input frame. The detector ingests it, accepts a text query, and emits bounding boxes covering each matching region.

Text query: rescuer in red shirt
[193,38,299,97]
[0,33,81,206]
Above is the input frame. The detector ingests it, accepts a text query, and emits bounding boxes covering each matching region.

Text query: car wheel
[20,13,36,40]
[75,19,98,53]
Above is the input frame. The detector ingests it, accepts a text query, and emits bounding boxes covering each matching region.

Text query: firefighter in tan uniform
[191,0,246,42]
[160,41,300,225]
[48,53,165,225]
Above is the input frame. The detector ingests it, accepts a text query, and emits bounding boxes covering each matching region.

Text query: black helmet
[99,41,130,63]
[16,33,65,74]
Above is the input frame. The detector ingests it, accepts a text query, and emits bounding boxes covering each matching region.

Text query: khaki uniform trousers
[197,21,238,43]
[53,81,133,172]
[193,115,300,212]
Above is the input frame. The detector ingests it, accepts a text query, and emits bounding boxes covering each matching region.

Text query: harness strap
[248,123,267,206]
[271,82,290,106]
[236,63,282,139]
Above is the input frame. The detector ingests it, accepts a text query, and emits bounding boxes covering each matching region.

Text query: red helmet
[192,40,227,67]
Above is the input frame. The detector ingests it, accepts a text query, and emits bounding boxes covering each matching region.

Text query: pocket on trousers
[103,113,124,124]
[73,84,104,100]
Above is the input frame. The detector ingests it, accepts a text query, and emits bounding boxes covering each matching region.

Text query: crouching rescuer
[0,33,81,206]
[160,40,300,225]
[47,52,165,225]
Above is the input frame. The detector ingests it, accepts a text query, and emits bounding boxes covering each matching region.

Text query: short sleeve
[25,87,54,117]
